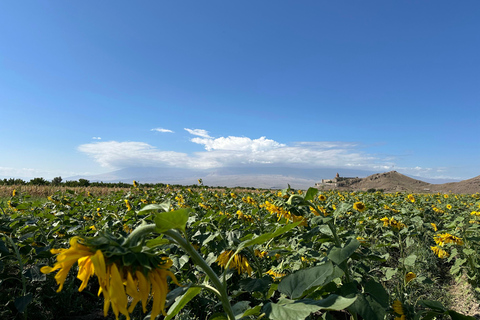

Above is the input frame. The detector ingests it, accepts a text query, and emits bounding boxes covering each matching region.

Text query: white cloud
[92,137,102,140]
[151,128,174,133]
[78,135,388,172]
[191,136,285,151]
[184,128,212,138]
[77,141,194,168]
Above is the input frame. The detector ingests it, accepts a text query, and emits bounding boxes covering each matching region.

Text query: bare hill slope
[318,171,480,194]
[340,171,432,192]
[431,175,480,194]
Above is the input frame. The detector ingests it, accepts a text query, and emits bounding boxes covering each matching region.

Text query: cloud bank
[78,129,394,172]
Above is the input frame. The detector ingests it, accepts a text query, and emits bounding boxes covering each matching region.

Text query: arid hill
[430,175,480,194]
[316,171,480,194]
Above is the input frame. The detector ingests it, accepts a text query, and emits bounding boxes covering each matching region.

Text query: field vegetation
[1,181,480,320]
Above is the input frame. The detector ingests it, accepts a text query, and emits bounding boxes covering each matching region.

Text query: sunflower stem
[124,223,157,246]
[164,229,236,320]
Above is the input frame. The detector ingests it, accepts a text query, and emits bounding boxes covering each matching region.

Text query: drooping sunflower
[216,250,253,275]
[353,202,366,212]
[392,299,403,313]
[124,199,133,211]
[405,272,416,284]
[431,246,449,258]
[41,235,180,320]
[434,233,464,246]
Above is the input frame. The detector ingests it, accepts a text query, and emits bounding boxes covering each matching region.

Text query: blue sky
[1,1,479,182]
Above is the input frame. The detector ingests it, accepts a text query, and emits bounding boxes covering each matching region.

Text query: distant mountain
[316,171,480,194]
[66,166,378,189]
[66,167,479,193]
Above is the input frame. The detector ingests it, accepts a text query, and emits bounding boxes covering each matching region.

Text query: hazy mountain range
[66,166,461,189]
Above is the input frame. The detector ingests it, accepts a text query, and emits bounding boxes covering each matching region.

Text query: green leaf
[364,279,389,308]
[165,287,202,320]
[263,295,356,320]
[145,236,169,248]
[14,294,33,313]
[403,254,417,266]
[278,261,336,299]
[154,208,191,233]
[239,276,273,293]
[419,300,447,312]
[138,202,171,214]
[447,310,477,320]
[328,238,360,265]
[24,265,46,282]
[304,188,319,201]
[242,305,262,317]
[209,313,228,320]
[232,301,251,319]
[238,221,301,250]
[263,299,321,320]
[299,295,357,310]
[348,293,386,320]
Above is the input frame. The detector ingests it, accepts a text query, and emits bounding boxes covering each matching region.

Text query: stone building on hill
[315,173,358,188]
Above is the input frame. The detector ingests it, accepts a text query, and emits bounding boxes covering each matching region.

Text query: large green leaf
[419,300,446,312]
[347,293,386,320]
[263,299,322,320]
[165,287,202,320]
[238,221,301,250]
[448,310,477,320]
[278,261,338,299]
[328,238,360,265]
[232,301,251,319]
[154,208,191,233]
[263,295,356,320]
[239,276,273,292]
[304,188,319,201]
[14,294,33,313]
[364,279,389,308]
[299,295,357,310]
[138,202,171,214]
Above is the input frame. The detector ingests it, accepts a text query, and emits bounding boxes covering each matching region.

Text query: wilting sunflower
[434,233,464,246]
[216,250,253,275]
[353,202,366,212]
[392,300,405,319]
[405,272,416,284]
[41,235,180,320]
[431,246,449,258]
[124,199,133,211]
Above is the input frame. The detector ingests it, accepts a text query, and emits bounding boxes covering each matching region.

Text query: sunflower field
[1,183,480,320]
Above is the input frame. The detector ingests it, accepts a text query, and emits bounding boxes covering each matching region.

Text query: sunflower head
[405,272,416,284]
[41,232,180,320]
[353,202,366,212]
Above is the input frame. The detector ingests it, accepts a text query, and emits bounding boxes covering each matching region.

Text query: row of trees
[0,177,132,188]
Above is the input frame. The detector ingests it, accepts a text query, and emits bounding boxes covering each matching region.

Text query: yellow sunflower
[216,250,253,275]
[353,202,366,212]
[42,237,180,320]
[405,272,416,284]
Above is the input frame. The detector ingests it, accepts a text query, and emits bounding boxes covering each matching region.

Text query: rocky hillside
[317,171,480,194]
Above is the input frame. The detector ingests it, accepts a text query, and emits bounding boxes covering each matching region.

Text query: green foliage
[0,185,479,319]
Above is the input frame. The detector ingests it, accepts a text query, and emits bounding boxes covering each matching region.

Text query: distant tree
[52,176,63,186]
[64,180,79,187]
[29,177,49,186]
[14,178,26,185]
[78,179,90,187]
